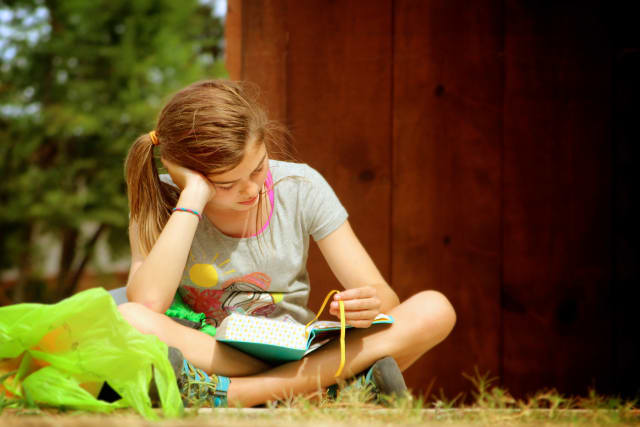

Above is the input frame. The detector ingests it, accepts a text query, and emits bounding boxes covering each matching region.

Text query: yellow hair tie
[149,130,159,145]
[305,290,346,377]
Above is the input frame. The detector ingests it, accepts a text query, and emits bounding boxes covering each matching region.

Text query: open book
[216,290,394,376]
[215,311,394,363]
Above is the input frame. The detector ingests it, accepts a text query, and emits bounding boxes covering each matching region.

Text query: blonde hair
[124,80,290,255]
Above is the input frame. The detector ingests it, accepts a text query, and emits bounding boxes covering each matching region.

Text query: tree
[0,0,226,302]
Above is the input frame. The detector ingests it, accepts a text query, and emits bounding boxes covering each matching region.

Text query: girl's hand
[161,157,216,208]
[329,286,381,328]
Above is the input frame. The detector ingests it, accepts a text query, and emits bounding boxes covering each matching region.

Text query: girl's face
[205,140,269,213]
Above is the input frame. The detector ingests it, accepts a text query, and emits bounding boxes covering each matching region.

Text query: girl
[119,80,456,407]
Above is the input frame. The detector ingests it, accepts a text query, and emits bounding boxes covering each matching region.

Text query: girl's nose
[240,179,258,197]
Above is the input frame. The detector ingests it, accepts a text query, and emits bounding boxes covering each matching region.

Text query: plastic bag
[0,287,183,419]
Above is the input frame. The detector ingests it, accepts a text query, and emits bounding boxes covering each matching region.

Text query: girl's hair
[125,80,291,255]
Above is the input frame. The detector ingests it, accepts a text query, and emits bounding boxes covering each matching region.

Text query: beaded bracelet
[171,207,202,220]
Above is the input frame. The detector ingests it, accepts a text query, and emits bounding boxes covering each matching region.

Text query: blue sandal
[166,346,229,408]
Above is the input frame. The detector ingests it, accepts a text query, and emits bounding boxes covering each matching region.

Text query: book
[215,311,394,364]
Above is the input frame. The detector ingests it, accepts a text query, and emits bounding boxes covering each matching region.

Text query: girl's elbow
[134,298,170,314]
[125,285,170,314]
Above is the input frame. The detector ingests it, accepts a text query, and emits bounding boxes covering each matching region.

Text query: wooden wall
[226,0,639,399]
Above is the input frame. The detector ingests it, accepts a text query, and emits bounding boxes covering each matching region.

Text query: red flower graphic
[179,286,225,326]
[180,271,278,327]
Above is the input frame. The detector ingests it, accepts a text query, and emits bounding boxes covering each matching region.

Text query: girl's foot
[150,347,230,407]
[368,356,408,398]
[328,356,408,403]
[171,346,230,407]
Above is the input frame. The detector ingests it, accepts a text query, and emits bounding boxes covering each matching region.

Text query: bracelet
[171,207,202,220]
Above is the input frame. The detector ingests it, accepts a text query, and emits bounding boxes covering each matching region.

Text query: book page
[302,337,333,356]
[306,313,393,333]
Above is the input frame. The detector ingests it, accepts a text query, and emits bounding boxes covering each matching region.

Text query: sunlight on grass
[1,369,639,425]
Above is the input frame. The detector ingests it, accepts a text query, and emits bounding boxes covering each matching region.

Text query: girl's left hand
[328,286,381,328]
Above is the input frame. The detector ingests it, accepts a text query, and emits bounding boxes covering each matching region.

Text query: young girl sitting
[118,80,456,408]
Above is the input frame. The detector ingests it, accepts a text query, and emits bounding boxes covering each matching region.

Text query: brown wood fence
[226,0,639,399]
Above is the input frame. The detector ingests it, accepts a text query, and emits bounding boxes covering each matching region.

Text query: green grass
[2,369,639,425]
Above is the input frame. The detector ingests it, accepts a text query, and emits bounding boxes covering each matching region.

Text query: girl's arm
[126,160,214,313]
[317,220,400,327]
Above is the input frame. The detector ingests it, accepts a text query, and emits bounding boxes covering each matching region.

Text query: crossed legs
[118,290,456,407]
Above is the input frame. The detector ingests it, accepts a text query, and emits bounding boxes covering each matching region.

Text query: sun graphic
[188,252,236,288]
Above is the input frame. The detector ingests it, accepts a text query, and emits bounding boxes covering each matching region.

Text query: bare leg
[118,290,455,406]
[118,302,270,377]
[228,290,456,407]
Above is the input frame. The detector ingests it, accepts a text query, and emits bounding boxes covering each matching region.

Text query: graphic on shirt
[182,251,283,326]
[188,252,236,288]
[219,272,283,319]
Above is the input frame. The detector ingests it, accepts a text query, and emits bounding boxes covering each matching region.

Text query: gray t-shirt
[160,160,348,327]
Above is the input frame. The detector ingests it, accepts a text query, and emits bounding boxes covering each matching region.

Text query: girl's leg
[118,302,270,377]
[227,290,456,407]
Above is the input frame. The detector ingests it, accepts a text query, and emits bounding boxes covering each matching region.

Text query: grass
[1,369,639,425]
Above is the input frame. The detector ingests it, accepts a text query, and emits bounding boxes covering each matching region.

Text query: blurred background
[1,0,638,403]
[0,0,227,302]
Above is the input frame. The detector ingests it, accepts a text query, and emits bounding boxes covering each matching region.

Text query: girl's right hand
[161,157,216,208]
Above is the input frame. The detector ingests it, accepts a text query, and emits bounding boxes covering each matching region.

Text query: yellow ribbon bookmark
[305,290,346,377]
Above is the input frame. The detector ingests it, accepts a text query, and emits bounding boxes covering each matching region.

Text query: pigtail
[124,133,178,255]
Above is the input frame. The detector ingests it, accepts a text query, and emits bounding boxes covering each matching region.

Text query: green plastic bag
[166,292,216,337]
[0,287,183,419]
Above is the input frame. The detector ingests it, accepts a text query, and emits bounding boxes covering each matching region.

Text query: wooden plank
[612,48,640,399]
[236,0,288,123]
[284,0,393,329]
[392,0,503,398]
[224,0,242,80]
[502,0,613,397]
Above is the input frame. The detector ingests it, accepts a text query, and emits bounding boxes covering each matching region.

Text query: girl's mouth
[239,194,258,205]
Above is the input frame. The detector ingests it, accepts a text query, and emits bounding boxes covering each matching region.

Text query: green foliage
[0,0,226,301]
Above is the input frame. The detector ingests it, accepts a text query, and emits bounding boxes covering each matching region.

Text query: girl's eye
[217,184,233,190]
[251,166,264,176]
